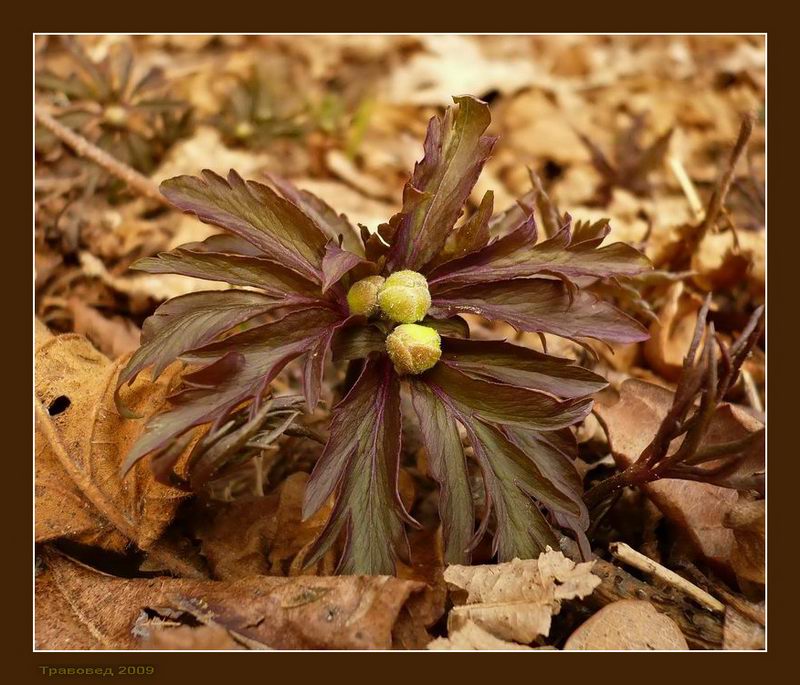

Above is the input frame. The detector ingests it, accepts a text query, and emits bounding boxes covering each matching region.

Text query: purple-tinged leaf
[304,358,412,575]
[133,248,322,300]
[441,337,607,399]
[429,215,650,290]
[408,380,474,565]
[265,172,364,256]
[178,232,266,257]
[423,315,470,339]
[321,242,369,293]
[331,324,385,363]
[116,290,276,413]
[121,307,342,471]
[386,96,497,272]
[504,426,588,529]
[430,278,649,344]
[160,170,327,283]
[465,420,560,560]
[428,190,494,270]
[423,363,593,430]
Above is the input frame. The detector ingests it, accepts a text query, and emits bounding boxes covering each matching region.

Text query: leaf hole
[47,395,71,416]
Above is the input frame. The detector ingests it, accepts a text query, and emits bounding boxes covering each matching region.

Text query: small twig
[696,114,754,243]
[741,369,763,413]
[681,563,765,626]
[668,154,705,222]
[609,542,725,613]
[35,106,168,207]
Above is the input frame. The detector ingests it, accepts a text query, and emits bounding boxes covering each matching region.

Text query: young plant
[585,298,765,513]
[119,96,650,574]
[36,36,192,174]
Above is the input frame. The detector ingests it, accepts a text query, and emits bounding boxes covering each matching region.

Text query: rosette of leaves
[212,63,308,148]
[119,96,651,574]
[36,37,192,174]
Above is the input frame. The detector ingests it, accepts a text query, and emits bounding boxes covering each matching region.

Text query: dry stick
[668,154,705,222]
[609,542,725,614]
[35,107,169,207]
[587,557,724,650]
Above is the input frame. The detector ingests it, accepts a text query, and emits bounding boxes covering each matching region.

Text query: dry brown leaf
[427,621,534,651]
[724,497,765,585]
[36,549,427,650]
[195,473,336,580]
[67,298,140,359]
[35,333,189,554]
[564,600,688,650]
[595,379,764,572]
[385,35,540,107]
[442,549,600,644]
[142,625,246,650]
[644,281,704,381]
[691,229,764,295]
[722,606,765,650]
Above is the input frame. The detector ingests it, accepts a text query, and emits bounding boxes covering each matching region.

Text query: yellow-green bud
[234,120,255,140]
[377,270,431,323]
[385,324,441,375]
[346,275,385,317]
[102,105,128,127]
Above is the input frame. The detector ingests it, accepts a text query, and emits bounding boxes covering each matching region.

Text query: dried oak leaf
[564,600,688,650]
[36,549,428,650]
[141,625,246,650]
[643,281,705,381]
[724,497,765,585]
[428,621,534,650]
[35,333,190,553]
[442,549,600,644]
[195,472,336,580]
[595,379,764,572]
[723,606,765,650]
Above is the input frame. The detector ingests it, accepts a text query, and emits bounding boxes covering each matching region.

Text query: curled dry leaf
[35,332,190,553]
[195,472,336,580]
[442,549,600,644]
[427,621,534,651]
[595,379,765,573]
[564,600,688,650]
[723,606,765,650]
[643,281,704,381]
[724,497,765,585]
[36,549,429,650]
[141,625,246,651]
[67,298,141,359]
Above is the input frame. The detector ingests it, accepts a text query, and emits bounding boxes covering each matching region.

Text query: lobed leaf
[304,359,412,575]
[422,363,593,431]
[441,337,607,399]
[160,170,328,283]
[321,242,369,293]
[133,247,321,300]
[430,278,649,344]
[265,172,364,256]
[429,215,650,290]
[116,291,276,412]
[408,380,474,565]
[386,96,497,272]
[121,307,342,472]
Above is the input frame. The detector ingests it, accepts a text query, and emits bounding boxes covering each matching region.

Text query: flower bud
[377,270,431,323]
[385,324,441,375]
[346,275,385,317]
[102,105,128,127]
